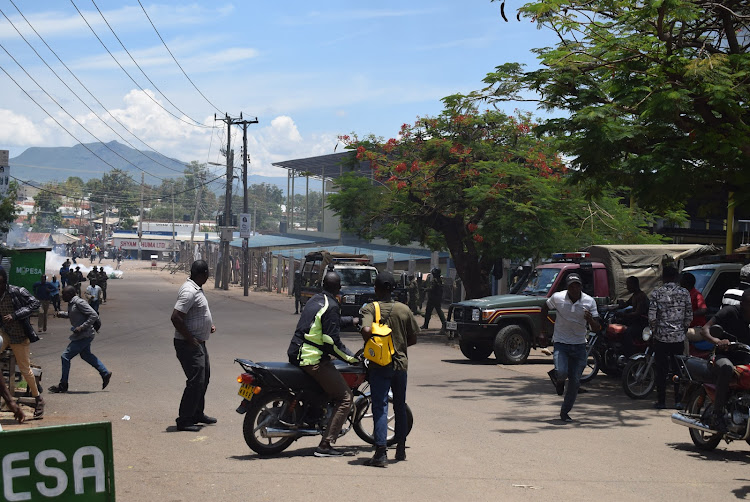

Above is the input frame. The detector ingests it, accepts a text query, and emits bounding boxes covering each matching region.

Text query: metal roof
[275,245,438,265]
[271,152,372,180]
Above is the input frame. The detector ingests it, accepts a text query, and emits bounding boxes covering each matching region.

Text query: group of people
[541,264,750,430]
[175,260,418,467]
[0,262,114,423]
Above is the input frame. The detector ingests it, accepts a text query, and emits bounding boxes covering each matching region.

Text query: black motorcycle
[235,357,414,456]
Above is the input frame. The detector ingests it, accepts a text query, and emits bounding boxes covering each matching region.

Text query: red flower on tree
[473,234,484,243]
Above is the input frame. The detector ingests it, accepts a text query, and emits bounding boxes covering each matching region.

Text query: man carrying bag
[359,271,419,467]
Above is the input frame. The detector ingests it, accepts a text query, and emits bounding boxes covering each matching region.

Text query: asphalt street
[4,261,750,501]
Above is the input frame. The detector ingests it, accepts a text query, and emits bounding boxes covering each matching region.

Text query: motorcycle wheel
[686,388,722,451]
[243,393,298,456]
[621,358,655,399]
[353,395,414,446]
[580,350,601,384]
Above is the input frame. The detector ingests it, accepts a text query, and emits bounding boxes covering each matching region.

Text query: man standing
[616,276,650,356]
[171,260,217,432]
[60,259,70,288]
[97,267,108,304]
[49,286,111,394]
[408,275,420,315]
[541,274,600,422]
[287,271,360,457]
[291,270,302,314]
[421,268,446,331]
[0,268,44,418]
[85,279,102,313]
[648,266,692,409]
[359,271,419,466]
[32,274,54,332]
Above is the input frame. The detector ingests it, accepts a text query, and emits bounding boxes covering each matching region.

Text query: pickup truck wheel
[494,325,531,365]
[459,340,493,361]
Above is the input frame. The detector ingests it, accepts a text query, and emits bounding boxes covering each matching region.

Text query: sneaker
[101,372,112,390]
[364,446,388,467]
[314,444,345,457]
[48,383,68,393]
[560,413,573,423]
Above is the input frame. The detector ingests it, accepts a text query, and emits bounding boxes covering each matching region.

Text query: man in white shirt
[541,274,600,422]
[85,279,102,313]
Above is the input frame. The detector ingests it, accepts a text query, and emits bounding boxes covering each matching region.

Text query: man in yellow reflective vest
[287,271,360,457]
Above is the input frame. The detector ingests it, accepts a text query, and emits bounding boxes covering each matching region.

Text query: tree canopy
[329,101,665,299]
[479,0,750,211]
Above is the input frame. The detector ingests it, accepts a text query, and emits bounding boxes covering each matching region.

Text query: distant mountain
[8,141,299,194]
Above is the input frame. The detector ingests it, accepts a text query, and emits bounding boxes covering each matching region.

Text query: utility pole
[171,185,176,261]
[103,195,107,241]
[138,173,144,260]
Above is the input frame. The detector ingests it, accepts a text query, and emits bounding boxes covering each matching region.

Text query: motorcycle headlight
[642,327,651,341]
[342,294,356,304]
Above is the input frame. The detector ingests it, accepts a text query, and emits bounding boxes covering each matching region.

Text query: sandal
[34,396,45,419]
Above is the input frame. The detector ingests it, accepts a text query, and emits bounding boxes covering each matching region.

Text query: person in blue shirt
[32,275,55,333]
[49,275,61,311]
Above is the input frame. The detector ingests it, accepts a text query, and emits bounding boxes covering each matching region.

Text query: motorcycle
[621,327,713,399]
[234,357,414,456]
[581,306,648,383]
[671,326,750,451]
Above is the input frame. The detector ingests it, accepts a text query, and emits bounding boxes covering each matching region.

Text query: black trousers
[654,340,683,404]
[174,339,210,427]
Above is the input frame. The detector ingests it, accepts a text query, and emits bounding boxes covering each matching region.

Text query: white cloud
[0,108,49,147]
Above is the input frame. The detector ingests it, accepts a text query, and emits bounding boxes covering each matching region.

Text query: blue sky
[0,0,559,178]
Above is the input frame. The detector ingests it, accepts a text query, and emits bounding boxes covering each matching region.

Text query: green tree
[329,101,664,299]
[32,183,63,232]
[479,0,750,211]
[0,181,20,232]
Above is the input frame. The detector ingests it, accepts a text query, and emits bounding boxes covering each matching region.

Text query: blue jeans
[61,336,108,384]
[553,342,587,415]
[90,300,100,313]
[369,365,408,447]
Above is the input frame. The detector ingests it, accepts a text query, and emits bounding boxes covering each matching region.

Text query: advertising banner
[239,213,251,239]
[0,421,115,501]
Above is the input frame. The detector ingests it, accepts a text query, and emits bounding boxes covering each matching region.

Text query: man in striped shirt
[721,264,750,307]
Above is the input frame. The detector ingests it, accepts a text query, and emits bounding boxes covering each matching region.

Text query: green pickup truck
[447,244,720,365]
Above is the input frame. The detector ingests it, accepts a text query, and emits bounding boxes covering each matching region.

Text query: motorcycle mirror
[709,324,725,339]
[642,326,652,341]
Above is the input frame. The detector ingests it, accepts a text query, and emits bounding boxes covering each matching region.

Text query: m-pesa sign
[1,422,115,501]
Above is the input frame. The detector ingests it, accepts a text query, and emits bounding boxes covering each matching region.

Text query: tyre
[243,393,298,456]
[621,358,655,399]
[494,325,531,365]
[686,388,722,451]
[459,340,493,361]
[580,349,601,383]
[353,395,414,446]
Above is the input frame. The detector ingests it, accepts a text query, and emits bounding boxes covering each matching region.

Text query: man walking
[85,279,102,313]
[359,271,419,466]
[287,271,360,457]
[541,274,600,422]
[171,260,217,432]
[97,267,108,303]
[49,286,111,393]
[291,270,302,314]
[648,266,692,409]
[408,275,420,315]
[32,274,54,332]
[421,268,446,331]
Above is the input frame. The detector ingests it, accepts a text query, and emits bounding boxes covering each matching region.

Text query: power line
[6,0,223,182]
[69,0,214,129]
[137,0,223,114]
[0,46,171,182]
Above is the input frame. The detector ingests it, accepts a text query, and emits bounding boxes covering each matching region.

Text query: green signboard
[0,421,115,501]
[2,248,49,293]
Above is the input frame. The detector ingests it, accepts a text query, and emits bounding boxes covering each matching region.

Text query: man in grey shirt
[49,286,111,393]
[171,260,216,432]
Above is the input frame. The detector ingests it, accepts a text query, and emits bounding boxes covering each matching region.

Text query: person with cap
[648,266,692,409]
[421,268,446,331]
[287,271,360,457]
[722,264,750,308]
[359,271,419,466]
[540,273,600,422]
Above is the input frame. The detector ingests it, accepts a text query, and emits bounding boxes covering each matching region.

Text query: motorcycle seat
[684,356,715,383]
[257,362,318,389]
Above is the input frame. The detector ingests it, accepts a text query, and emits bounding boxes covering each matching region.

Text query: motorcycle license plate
[446,321,457,331]
[238,383,255,400]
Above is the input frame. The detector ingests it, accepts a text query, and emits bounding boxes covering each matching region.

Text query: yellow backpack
[363,302,396,366]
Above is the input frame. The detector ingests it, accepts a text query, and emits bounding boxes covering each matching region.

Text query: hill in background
[8,140,298,193]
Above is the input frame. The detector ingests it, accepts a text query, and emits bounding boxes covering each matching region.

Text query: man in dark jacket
[421,268,446,331]
[287,271,359,457]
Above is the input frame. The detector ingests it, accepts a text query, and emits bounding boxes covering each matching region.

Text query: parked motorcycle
[671,326,750,451]
[235,357,414,456]
[581,305,647,383]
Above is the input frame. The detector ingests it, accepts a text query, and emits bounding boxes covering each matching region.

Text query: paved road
[6,264,750,501]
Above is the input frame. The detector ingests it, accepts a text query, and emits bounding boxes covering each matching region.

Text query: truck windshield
[686,269,714,294]
[338,269,376,286]
[518,268,560,296]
